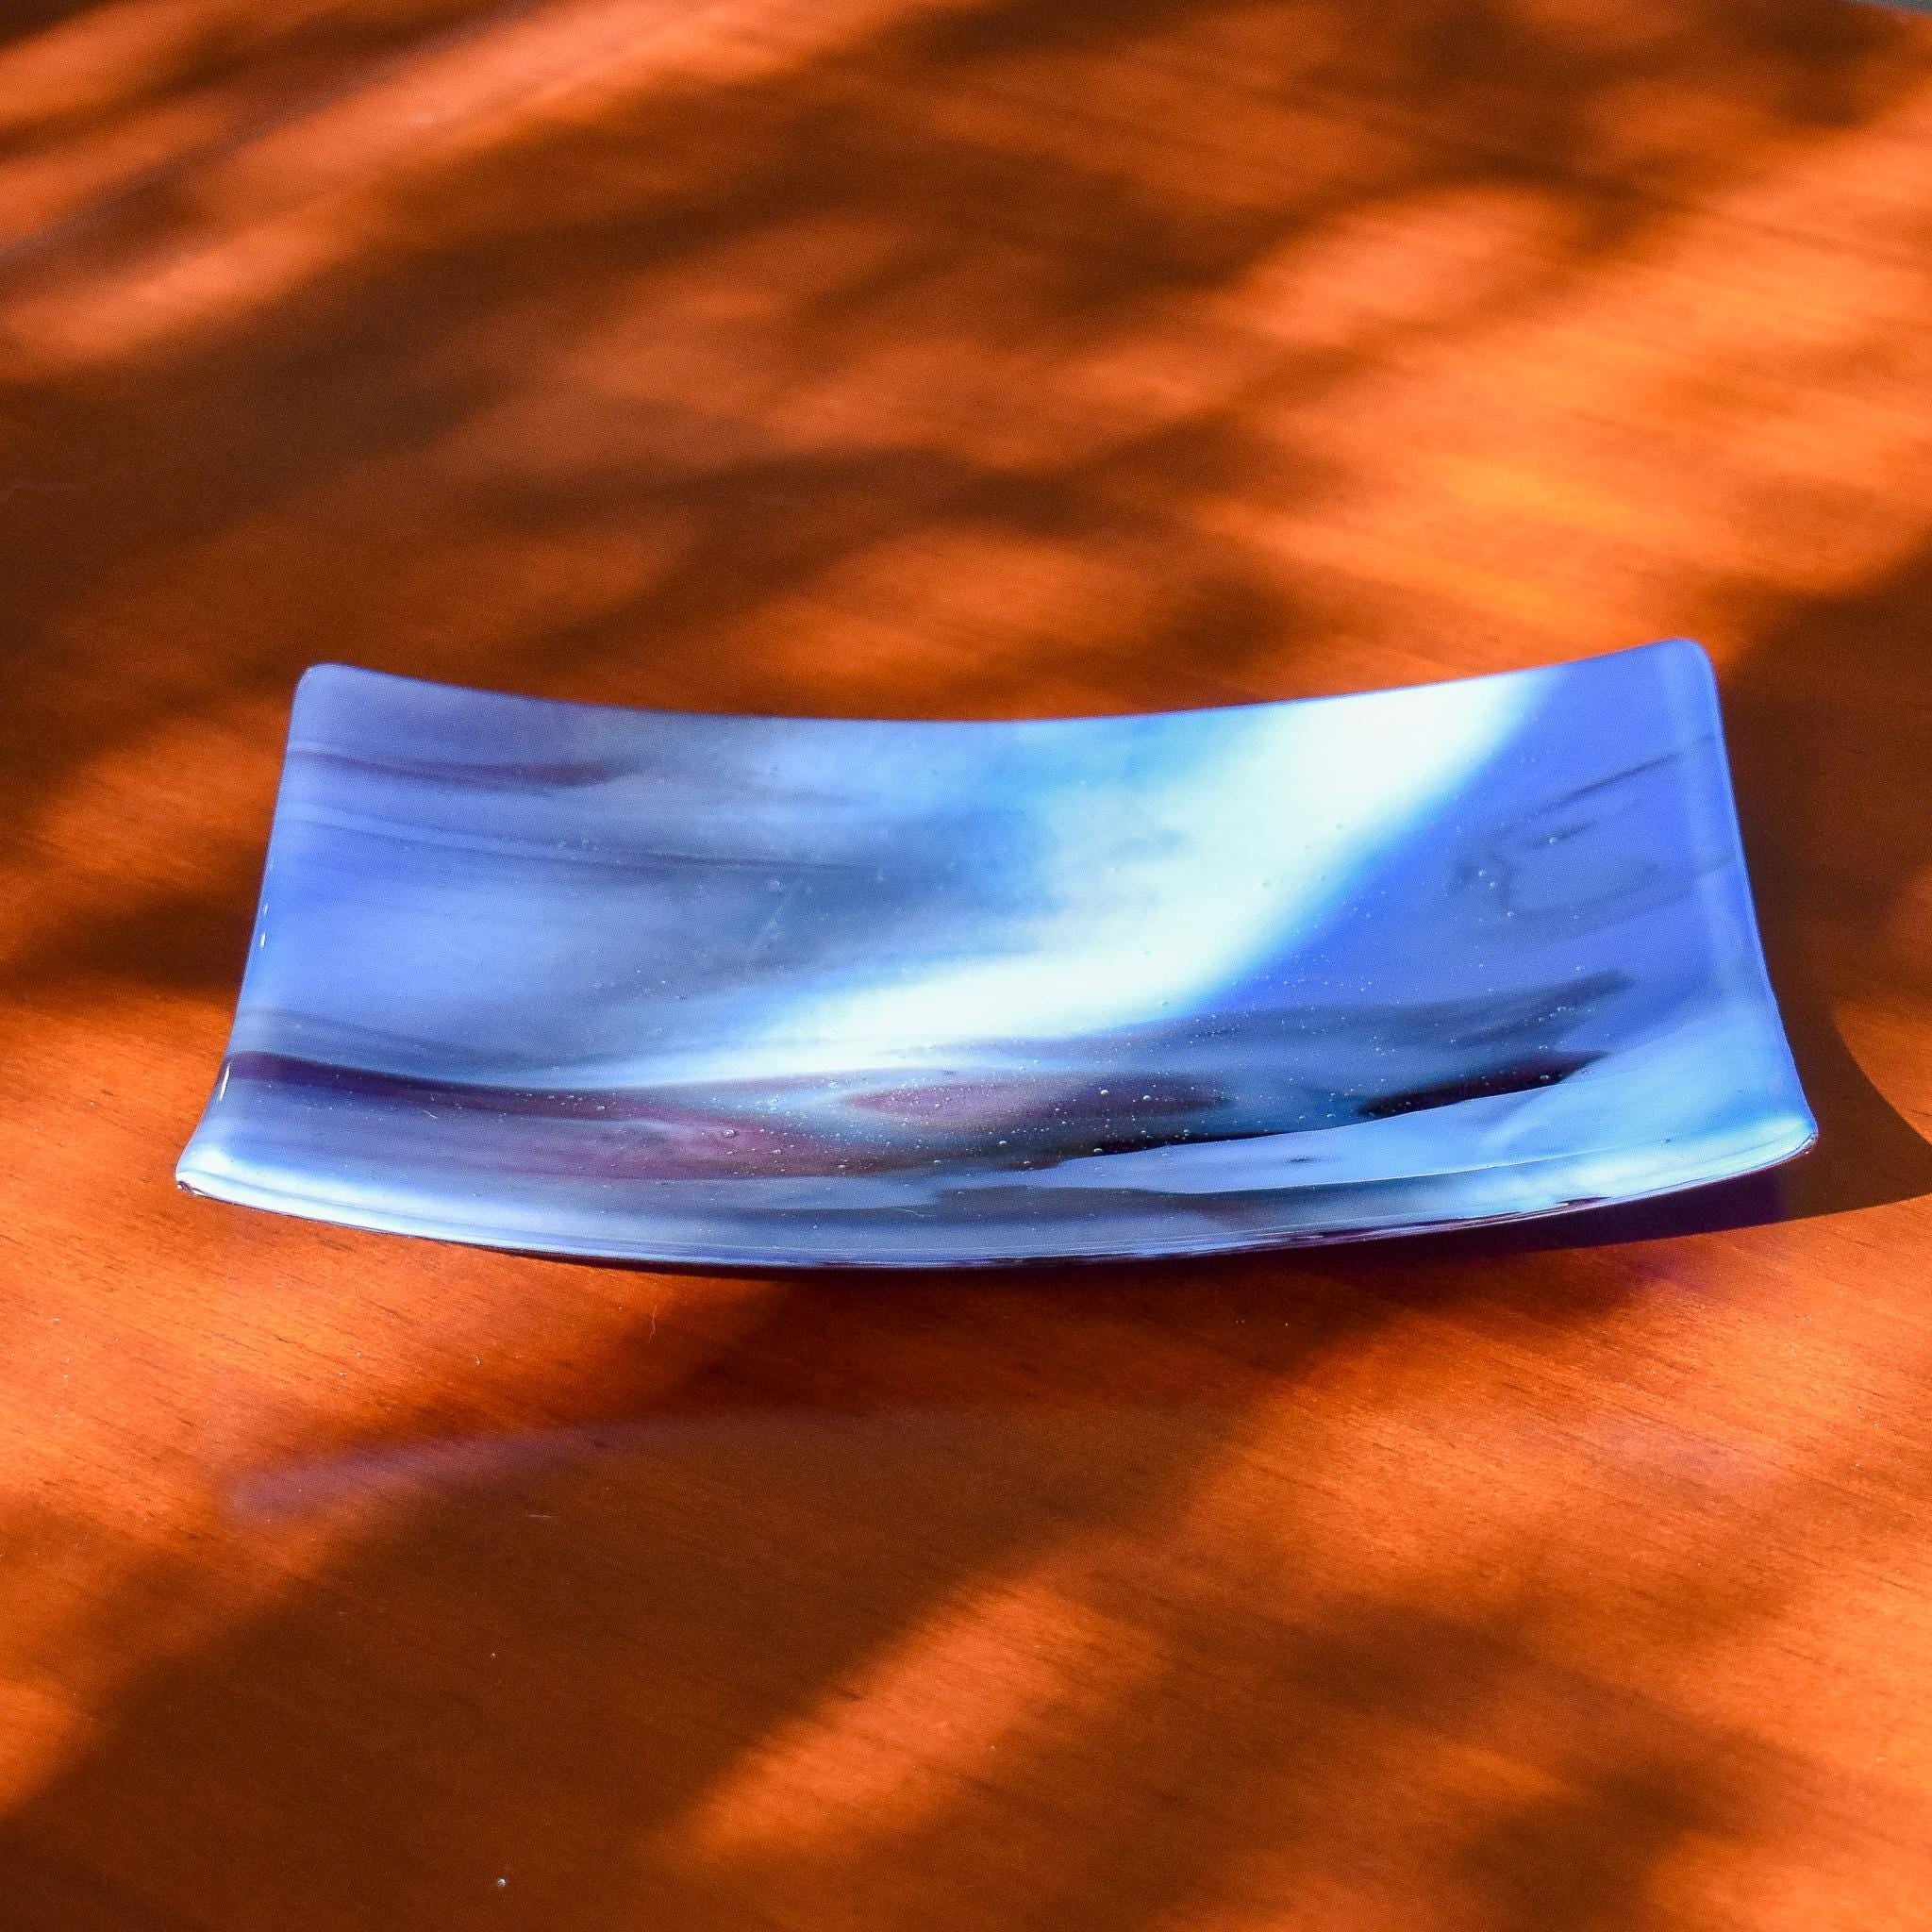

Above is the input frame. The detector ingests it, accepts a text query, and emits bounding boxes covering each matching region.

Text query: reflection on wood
[3,0,1932,1925]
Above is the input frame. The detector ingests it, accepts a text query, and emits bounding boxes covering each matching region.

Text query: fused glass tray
[177,641,1814,1268]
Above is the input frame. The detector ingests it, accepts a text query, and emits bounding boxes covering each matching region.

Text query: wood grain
[4,0,1932,1924]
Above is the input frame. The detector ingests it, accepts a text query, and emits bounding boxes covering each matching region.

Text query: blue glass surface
[176,641,1814,1266]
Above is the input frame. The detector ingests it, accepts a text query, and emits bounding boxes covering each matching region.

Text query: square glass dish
[177,641,1813,1266]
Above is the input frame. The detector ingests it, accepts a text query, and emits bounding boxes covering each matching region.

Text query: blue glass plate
[176,641,1813,1267]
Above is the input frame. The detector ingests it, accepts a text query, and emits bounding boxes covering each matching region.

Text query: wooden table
[6,0,1932,1924]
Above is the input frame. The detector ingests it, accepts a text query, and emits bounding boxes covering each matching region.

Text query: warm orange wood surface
[6,0,1932,1925]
